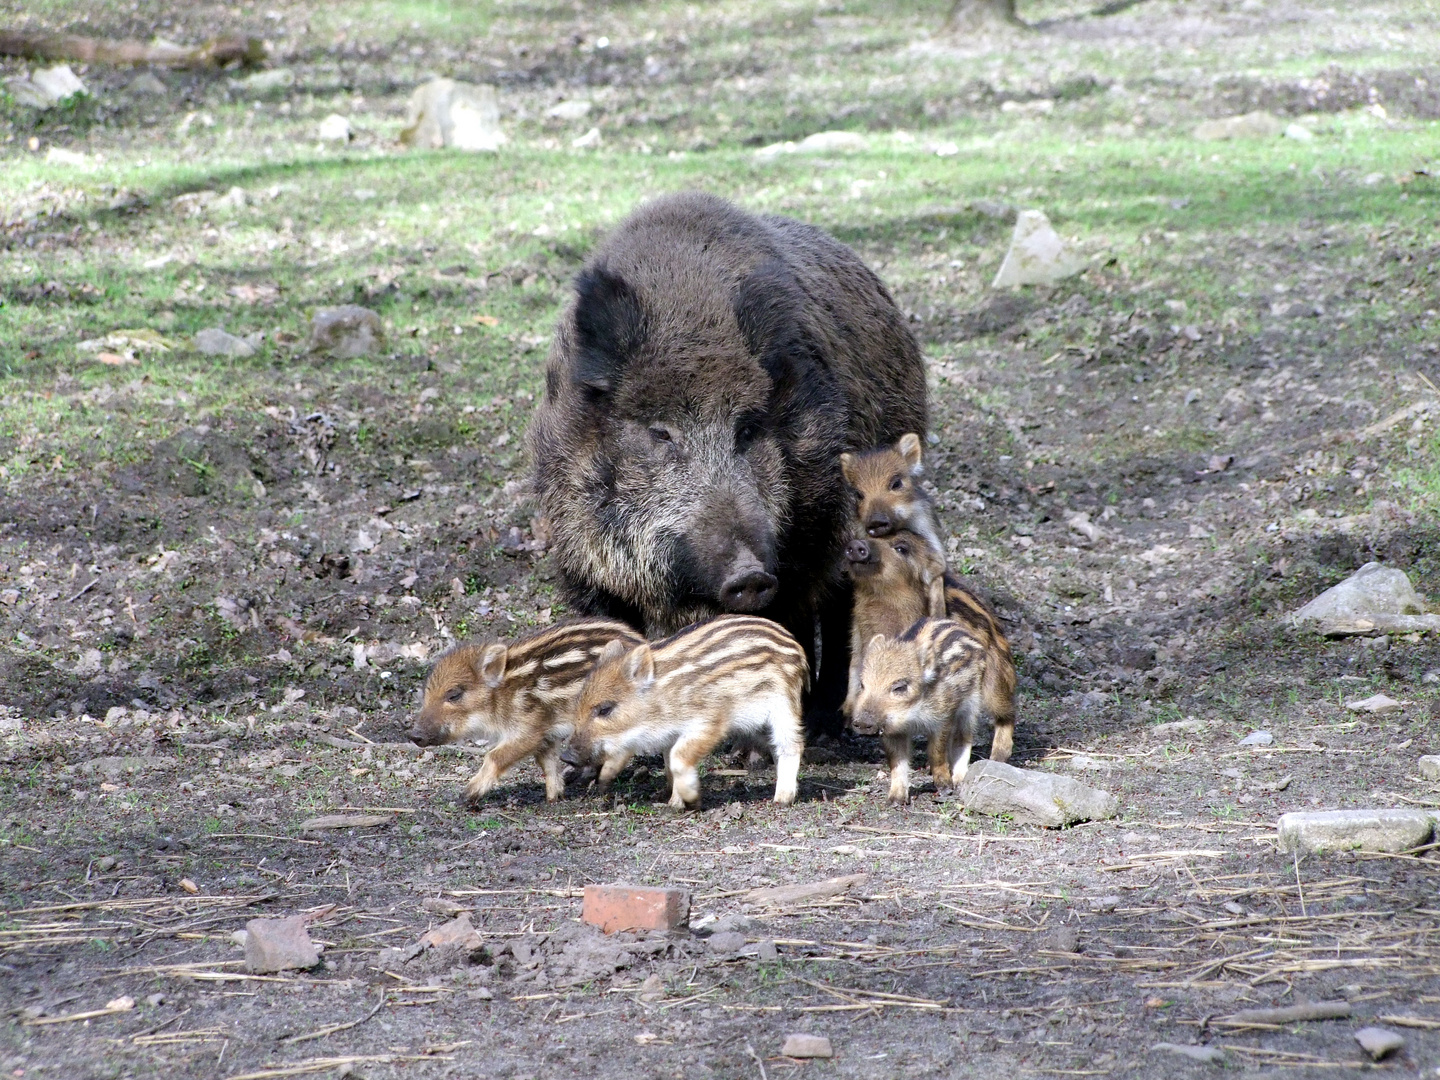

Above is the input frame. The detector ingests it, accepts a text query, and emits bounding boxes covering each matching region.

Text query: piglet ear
[596,637,630,668]
[897,433,924,475]
[572,264,647,397]
[623,643,656,689]
[479,643,508,688]
[839,451,857,484]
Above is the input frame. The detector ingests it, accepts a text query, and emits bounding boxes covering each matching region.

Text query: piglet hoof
[887,788,911,806]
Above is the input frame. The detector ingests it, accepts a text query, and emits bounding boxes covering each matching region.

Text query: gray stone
[1354,1027,1404,1060]
[707,931,746,955]
[1277,809,1434,855]
[399,79,505,151]
[1193,111,1283,140]
[1419,756,1440,780]
[125,72,169,98]
[1290,562,1436,636]
[309,305,384,359]
[1089,895,1121,913]
[992,210,1087,288]
[1238,730,1273,747]
[1283,122,1315,141]
[231,68,295,97]
[6,64,87,109]
[755,939,779,961]
[796,130,867,153]
[545,99,592,121]
[194,328,256,358]
[1345,694,1401,714]
[957,760,1119,828]
[1153,1043,1224,1064]
[1151,718,1206,737]
[244,915,320,972]
[781,1034,833,1059]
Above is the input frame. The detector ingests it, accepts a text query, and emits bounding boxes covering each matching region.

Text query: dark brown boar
[527,193,927,727]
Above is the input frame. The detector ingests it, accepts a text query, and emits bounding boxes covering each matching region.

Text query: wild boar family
[409,193,1015,808]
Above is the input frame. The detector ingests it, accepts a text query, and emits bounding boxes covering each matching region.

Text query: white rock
[754,140,797,159]
[571,126,602,149]
[194,328,256,358]
[1238,730,1273,747]
[1151,718,1207,737]
[6,64,87,109]
[1345,693,1401,714]
[991,210,1087,288]
[1419,756,1440,780]
[1277,809,1434,856]
[796,130,867,153]
[1193,111,1283,140]
[31,65,88,103]
[933,140,960,157]
[1354,1026,1404,1060]
[546,99,592,121]
[318,113,353,143]
[231,68,295,96]
[957,760,1119,828]
[44,147,89,167]
[399,78,505,151]
[1291,562,1428,628]
[1283,123,1315,141]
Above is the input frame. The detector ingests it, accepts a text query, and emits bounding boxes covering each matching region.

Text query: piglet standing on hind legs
[851,617,988,804]
[408,618,644,804]
[566,615,808,808]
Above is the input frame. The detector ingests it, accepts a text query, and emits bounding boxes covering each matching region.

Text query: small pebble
[782,1034,833,1059]
[1238,731,1273,747]
[1354,1026,1404,1060]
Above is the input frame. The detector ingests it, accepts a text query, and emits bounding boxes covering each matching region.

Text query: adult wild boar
[527,192,927,724]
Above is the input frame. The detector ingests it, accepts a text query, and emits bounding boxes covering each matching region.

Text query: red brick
[582,884,690,934]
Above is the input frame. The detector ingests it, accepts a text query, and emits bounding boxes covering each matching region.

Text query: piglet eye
[594,701,615,718]
[889,475,905,492]
[890,681,909,696]
[895,542,910,556]
[445,687,465,703]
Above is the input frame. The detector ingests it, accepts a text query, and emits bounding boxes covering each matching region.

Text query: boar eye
[890,680,909,696]
[889,475,905,492]
[735,418,762,449]
[648,425,672,444]
[445,687,465,703]
[594,701,616,718]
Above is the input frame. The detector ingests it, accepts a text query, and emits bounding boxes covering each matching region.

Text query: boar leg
[768,692,805,806]
[465,733,547,804]
[535,745,566,802]
[596,749,635,793]
[948,692,979,783]
[928,724,954,791]
[883,732,913,804]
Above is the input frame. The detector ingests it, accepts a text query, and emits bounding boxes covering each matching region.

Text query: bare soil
[3,0,1440,1077]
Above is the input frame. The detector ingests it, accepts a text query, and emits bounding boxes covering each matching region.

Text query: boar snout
[720,550,778,612]
[865,511,894,537]
[850,709,883,736]
[408,715,445,746]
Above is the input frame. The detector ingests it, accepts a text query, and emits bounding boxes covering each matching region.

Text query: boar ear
[897,433,924,475]
[573,264,647,397]
[622,643,656,689]
[478,643,508,688]
[596,637,630,668]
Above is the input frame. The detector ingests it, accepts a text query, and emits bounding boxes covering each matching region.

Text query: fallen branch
[1213,1001,1352,1027]
[280,989,385,1044]
[0,31,265,69]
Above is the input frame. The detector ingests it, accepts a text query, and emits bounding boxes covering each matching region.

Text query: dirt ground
[3,0,1440,1076]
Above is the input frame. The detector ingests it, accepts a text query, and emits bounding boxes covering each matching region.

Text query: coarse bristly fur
[408,618,644,804]
[838,433,943,556]
[527,193,927,731]
[851,618,986,804]
[566,614,809,809]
